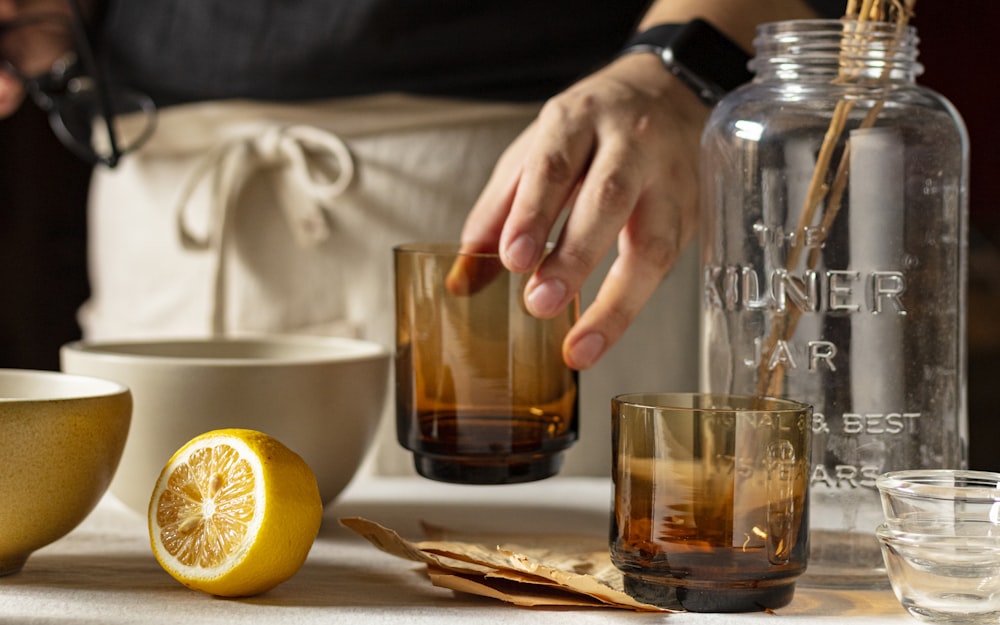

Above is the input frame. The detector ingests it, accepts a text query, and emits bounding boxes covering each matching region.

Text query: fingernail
[504,234,537,272]
[569,333,605,370]
[526,278,567,317]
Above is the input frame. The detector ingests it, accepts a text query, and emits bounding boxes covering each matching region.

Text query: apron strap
[173,124,355,334]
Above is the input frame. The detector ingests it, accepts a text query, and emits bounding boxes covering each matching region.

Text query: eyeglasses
[0,0,155,167]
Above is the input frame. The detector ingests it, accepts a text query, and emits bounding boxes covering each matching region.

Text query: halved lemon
[148,428,323,597]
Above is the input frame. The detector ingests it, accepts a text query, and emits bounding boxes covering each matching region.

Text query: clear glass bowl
[876,470,1000,524]
[877,521,1000,623]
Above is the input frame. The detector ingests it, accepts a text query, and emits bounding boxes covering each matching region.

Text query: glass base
[622,571,798,613]
[412,452,563,485]
[800,529,890,589]
[798,562,890,589]
[903,600,1000,624]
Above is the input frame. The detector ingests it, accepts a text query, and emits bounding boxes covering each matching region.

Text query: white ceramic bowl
[60,335,389,513]
[0,369,131,576]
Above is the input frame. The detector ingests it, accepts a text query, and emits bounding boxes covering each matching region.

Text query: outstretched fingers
[563,190,693,370]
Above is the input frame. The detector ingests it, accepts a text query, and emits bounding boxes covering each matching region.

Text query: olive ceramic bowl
[0,369,132,576]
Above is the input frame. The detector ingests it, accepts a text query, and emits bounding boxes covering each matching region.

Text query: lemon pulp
[156,442,257,569]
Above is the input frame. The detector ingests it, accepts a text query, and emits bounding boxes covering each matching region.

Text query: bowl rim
[876,469,1000,503]
[0,368,129,402]
[60,334,390,367]
[876,521,1000,548]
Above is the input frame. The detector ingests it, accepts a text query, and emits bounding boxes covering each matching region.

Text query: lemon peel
[148,428,322,597]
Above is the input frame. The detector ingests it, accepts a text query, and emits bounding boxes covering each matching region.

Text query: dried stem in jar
[754,0,916,399]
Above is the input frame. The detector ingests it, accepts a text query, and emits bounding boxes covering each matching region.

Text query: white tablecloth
[0,476,911,624]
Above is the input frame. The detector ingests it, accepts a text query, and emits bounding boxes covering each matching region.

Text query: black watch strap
[619,18,752,106]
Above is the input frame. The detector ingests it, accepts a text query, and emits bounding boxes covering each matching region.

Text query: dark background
[2,2,998,469]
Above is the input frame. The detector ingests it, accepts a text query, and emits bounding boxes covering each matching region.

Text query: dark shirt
[99,1,652,107]
[804,0,847,18]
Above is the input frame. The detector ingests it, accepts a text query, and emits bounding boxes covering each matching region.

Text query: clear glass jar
[699,19,968,588]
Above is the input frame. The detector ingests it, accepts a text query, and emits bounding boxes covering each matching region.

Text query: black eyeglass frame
[1,0,154,167]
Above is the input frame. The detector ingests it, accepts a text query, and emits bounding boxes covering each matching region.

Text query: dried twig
[754,1,915,398]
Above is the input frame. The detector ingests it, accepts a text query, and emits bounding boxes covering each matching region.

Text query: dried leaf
[339,516,670,613]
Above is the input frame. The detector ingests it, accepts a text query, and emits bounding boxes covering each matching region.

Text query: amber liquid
[396,344,578,484]
[611,476,809,612]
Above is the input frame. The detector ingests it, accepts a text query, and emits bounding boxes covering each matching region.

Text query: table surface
[0,476,912,624]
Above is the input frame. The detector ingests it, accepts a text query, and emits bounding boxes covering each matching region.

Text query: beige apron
[81,93,700,477]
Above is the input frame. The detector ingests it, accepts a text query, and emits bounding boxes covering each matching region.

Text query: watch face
[672,19,752,101]
[623,19,752,105]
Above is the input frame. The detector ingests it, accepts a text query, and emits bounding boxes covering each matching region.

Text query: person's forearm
[637,0,822,52]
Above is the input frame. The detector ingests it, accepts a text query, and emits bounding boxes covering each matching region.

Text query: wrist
[607,52,706,112]
[618,18,752,106]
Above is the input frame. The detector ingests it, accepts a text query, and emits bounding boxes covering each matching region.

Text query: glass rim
[394,241,555,259]
[393,242,495,258]
[756,18,918,36]
[876,522,1000,548]
[611,392,811,414]
[876,470,1000,502]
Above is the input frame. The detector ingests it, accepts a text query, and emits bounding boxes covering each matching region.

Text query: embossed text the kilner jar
[699,19,968,587]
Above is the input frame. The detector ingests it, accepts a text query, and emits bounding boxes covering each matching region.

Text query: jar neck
[749,19,922,84]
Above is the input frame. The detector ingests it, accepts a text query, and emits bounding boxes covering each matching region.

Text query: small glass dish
[876,470,1000,525]
[877,520,1000,623]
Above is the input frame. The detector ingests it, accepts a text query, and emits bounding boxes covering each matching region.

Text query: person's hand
[0,0,73,118]
[0,0,26,116]
[0,67,23,117]
[459,53,710,370]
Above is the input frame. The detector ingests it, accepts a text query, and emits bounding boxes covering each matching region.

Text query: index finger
[497,97,598,274]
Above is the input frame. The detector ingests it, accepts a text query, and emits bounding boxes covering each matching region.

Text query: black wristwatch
[618,18,753,106]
